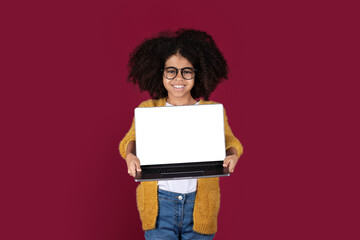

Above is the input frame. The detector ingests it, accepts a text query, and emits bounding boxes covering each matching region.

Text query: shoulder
[138,98,166,107]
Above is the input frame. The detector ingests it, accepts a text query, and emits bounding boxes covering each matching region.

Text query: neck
[166,96,197,106]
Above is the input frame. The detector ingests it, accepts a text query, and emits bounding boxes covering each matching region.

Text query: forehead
[164,54,193,68]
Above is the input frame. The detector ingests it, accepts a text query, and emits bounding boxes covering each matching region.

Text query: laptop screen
[135,104,226,166]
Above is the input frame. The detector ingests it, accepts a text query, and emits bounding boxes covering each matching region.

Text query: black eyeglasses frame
[161,67,197,80]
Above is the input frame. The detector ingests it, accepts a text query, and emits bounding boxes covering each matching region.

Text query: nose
[174,69,184,80]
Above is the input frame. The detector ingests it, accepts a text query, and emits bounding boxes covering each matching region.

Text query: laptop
[134,104,230,182]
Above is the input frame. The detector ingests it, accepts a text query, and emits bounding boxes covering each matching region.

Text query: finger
[128,169,134,177]
[135,158,142,172]
[130,169,136,177]
[223,157,231,167]
[228,161,235,173]
[229,157,239,173]
[128,162,136,177]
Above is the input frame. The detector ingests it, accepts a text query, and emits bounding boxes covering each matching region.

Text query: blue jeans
[145,189,215,240]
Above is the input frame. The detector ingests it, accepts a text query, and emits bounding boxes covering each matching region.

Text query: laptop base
[135,161,230,182]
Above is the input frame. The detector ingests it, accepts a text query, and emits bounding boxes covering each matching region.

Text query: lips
[172,85,185,89]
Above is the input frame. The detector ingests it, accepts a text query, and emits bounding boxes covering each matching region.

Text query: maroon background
[1,0,359,239]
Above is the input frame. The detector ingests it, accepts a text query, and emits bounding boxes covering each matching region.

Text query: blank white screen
[135,104,226,165]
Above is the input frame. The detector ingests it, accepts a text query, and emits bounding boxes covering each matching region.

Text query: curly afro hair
[127,29,229,100]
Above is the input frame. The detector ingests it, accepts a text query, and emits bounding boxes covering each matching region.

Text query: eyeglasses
[161,67,197,80]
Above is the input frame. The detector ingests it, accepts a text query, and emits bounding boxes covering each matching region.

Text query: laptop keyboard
[142,164,222,173]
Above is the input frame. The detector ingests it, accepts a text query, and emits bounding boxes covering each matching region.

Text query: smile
[172,85,185,89]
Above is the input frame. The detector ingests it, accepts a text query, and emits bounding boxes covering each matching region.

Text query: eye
[166,69,176,74]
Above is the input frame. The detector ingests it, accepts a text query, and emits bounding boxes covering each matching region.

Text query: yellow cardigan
[119,98,243,234]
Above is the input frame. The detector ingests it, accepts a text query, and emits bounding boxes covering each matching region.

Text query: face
[163,54,195,103]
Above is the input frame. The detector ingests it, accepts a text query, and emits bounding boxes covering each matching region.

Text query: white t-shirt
[157,101,199,194]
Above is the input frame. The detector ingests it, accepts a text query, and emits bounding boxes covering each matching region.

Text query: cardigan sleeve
[119,117,136,160]
[223,107,243,159]
[119,100,153,160]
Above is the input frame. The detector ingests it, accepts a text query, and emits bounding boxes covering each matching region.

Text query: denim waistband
[158,189,196,203]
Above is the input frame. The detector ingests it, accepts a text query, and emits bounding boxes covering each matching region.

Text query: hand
[125,153,141,177]
[223,149,239,173]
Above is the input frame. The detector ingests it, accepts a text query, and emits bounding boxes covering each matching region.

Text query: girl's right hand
[125,153,142,177]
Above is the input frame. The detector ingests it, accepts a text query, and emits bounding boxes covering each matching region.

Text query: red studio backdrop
[1,0,359,240]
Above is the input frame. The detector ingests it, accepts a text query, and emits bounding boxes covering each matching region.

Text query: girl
[119,29,243,239]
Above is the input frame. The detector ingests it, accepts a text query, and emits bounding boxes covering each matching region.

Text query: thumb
[223,157,231,167]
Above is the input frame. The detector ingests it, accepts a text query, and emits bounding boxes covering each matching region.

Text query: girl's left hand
[223,154,238,173]
[223,147,239,173]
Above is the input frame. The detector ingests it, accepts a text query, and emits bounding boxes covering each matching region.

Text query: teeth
[173,85,185,89]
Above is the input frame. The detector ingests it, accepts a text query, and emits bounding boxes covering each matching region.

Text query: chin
[172,92,190,98]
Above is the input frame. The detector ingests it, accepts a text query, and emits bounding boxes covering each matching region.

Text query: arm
[223,147,239,173]
[125,140,141,177]
[119,122,142,178]
[222,107,243,173]
[118,110,139,178]
[119,100,154,177]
